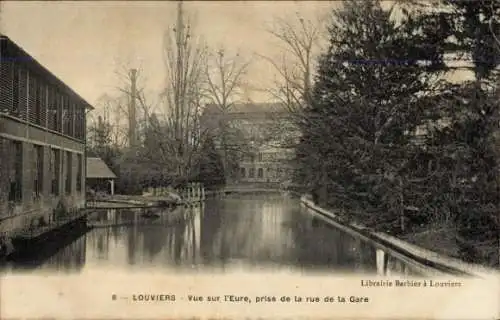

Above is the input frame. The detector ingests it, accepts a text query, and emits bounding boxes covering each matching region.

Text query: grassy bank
[310,194,499,270]
[403,224,499,269]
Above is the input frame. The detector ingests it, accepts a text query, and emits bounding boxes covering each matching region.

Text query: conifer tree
[196,135,226,189]
[297,0,451,232]
[298,0,499,266]
[420,0,500,264]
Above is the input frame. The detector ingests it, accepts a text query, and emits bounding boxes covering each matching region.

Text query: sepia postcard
[0,1,499,319]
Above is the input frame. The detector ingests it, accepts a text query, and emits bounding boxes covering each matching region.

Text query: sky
[0,1,334,114]
[0,0,474,119]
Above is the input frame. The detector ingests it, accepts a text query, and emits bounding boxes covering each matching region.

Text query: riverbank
[402,225,461,260]
[299,195,499,278]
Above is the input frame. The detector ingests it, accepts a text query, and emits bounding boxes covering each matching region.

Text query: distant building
[0,35,93,236]
[238,144,296,184]
[200,103,298,184]
[86,157,117,195]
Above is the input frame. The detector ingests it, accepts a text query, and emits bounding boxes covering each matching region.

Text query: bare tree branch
[160,2,209,176]
[261,11,329,114]
[204,47,251,113]
[203,46,251,176]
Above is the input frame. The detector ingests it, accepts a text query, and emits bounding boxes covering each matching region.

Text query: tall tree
[298,0,450,232]
[194,135,226,189]
[204,47,251,179]
[419,0,500,264]
[162,1,208,178]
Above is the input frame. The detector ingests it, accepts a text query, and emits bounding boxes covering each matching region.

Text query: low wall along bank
[299,195,499,278]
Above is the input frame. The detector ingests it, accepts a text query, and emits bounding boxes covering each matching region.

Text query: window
[258,168,264,178]
[249,168,255,178]
[33,77,42,125]
[69,102,76,137]
[47,87,59,131]
[75,106,84,140]
[277,167,283,177]
[76,153,82,192]
[60,97,74,136]
[258,153,263,162]
[18,68,28,120]
[39,82,47,127]
[65,151,72,194]
[12,64,19,115]
[28,76,37,124]
[240,167,246,178]
[51,148,60,195]
[8,141,23,203]
[62,96,70,135]
[33,145,43,199]
[56,92,63,132]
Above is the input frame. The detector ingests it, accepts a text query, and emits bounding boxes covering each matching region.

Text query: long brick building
[0,35,92,238]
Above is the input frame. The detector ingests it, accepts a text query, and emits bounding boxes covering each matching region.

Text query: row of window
[240,167,264,179]
[239,167,290,179]
[7,140,83,203]
[0,62,86,140]
[240,167,273,178]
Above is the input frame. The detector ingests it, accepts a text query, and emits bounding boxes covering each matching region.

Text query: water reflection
[22,193,420,275]
[40,235,86,271]
[68,205,204,270]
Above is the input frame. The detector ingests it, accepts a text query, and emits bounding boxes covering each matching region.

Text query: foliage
[193,135,226,189]
[420,0,500,264]
[298,0,449,231]
[86,3,228,193]
[441,0,500,79]
[296,0,499,266]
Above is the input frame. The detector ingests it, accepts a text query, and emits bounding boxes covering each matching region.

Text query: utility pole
[129,68,137,148]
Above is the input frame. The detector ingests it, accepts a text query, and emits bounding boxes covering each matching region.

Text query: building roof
[0,35,94,110]
[86,157,117,179]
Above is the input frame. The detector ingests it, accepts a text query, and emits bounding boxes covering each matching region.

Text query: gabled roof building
[86,157,117,195]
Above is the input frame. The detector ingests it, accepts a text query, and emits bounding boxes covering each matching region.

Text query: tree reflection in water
[38,236,86,272]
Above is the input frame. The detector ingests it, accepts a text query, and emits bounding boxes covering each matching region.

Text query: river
[3,192,422,275]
